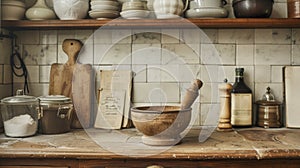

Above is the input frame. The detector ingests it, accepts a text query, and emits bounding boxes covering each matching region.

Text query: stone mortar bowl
[131,105,191,146]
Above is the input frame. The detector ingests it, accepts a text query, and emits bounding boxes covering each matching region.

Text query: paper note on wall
[94,70,133,129]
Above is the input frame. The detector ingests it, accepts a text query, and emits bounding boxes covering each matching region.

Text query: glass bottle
[231,68,252,127]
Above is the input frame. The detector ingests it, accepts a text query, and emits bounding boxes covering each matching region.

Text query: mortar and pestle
[131,79,203,146]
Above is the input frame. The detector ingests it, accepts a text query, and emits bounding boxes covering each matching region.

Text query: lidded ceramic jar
[256,87,282,128]
[38,95,73,134]
[0,90,40,137]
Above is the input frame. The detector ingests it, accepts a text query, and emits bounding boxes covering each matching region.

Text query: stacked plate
[120,0,149,19]
[89,0,120,19]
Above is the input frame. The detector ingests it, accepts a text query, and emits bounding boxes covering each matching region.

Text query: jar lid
[256,87,281,105]
[262,87,275,101]
[39,95,72,104]
[1,89,38,104]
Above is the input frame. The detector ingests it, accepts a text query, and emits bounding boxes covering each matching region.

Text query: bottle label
[231,93,252,126]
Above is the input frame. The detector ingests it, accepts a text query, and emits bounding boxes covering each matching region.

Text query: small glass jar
[256,87,282,128]
[0,90,40,137]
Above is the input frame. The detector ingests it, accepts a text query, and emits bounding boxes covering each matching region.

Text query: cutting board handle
[62,39,83,65]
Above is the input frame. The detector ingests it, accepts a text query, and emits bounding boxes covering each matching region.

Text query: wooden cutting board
[49,39,92,128]
[284,66,300,128]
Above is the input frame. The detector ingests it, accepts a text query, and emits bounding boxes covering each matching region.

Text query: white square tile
[236,45,254,65]
[132,31,161,44]
[3,65,12,84]
[201,65,219,83]
[200,82,219,103]
[0,37,12,64]
[15,31,39,44]
[0,85,12,99]
[255,29,292,44]
[218,66,236,83]
[271,66,284,83]
[132,44,161,64]
[39,66,51,83]
[254,65,271,83]
[178,64,201,82]
[200,103,220,126]
[26,83,49,97]
[74,30,94,43]
[147,65,162,82]
[161,29,180,44]
[132,65,147,82]
[255,45,291,65]
[292,29,300,45]
[110,64,132,70]
[112,29,132,44]
[201,44,235,65]
[94,29,112,44]
[40,30,57,45]
[180,28,201,44]
[292,44,300,65]
[23,45,57,65]
[159,64,180,82]
[219,29,254,44]
[94,44,131,64]
[77,43,93,64]
[201,29,218,44]
[162,43,200,64]
[133,82,180,103]
[27,66,39,83]
[150,64,199,83]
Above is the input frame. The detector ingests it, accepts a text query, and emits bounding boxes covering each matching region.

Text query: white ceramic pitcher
[153,0,189,19]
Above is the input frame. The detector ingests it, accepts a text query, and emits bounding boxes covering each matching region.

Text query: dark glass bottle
[231,68,252,127]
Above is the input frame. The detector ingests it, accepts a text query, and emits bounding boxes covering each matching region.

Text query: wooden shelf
[2,18,300,30]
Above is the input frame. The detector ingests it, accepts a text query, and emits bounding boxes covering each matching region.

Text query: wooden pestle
[181,79,203,110]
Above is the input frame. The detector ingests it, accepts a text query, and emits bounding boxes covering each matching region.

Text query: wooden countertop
[0,127,300,161]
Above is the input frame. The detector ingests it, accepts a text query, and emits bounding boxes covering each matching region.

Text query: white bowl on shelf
[53,0,89,20]
[1,0,26,20]
[91,4,119,11]
[185,7,228,18]
[89,10,119,19]
[91,1,119,6]
[120,9,150,19]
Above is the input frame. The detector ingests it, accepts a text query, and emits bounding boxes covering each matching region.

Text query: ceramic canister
[256,87,282,128]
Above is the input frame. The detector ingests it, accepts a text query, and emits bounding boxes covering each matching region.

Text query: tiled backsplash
[0,0,295,125]
[1,27,298,126]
